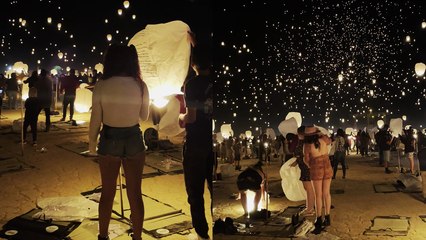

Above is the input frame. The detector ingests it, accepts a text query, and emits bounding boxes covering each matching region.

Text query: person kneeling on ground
[237,161,267,218]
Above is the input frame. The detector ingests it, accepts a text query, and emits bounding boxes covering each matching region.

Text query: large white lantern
[12,61,28,74]
[220,124,233,139]
[415,62,426,77]
[278,117,298,136]
[74,83,92,113]
[94,63,104,73]
[266,128,276,139]
[285,112,302,127]
[158,96,185,137]
[128,21,191,108]
[389,118,403,137]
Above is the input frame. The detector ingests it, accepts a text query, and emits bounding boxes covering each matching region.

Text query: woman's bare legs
[122,152,145,240]
[322,178,332,215]
[312,180,323,218]
[98,155,121,238]
[302,181,315,212]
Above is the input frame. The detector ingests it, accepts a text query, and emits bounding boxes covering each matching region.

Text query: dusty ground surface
[0,108,211,240]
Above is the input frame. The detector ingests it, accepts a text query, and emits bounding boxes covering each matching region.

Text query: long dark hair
[304,134,320,149]
[101,44,142,82]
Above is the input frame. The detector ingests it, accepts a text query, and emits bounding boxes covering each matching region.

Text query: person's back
[306,137,330,158]
[61,74,80,96]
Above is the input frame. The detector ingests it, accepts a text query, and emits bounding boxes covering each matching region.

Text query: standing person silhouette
[303,126,333,234]
[88,44,150,240]
[35,69,52,132]
[60,69,80,121]
[179,43,213,240]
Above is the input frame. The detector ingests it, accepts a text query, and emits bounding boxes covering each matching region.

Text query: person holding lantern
[179,43,213,240]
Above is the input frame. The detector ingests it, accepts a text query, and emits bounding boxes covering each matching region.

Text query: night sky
[213,0,426,135]
[0,0,212,71]
[2,0,426,136]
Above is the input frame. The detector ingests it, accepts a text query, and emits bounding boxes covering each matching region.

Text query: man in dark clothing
[6,73,19,109]
[23,87,41,145]
[24,70,38,88]
[179,44,212,240]
[60,69,80,121]
[377,124,393,173]
[35,69,52,132]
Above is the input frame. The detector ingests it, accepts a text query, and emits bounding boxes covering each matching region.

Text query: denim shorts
[97,124,145,158]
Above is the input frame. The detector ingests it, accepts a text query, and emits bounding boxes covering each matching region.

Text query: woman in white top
[89,44,149,240]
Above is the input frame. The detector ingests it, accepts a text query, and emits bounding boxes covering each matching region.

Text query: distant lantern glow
[106,34,112,41]
[338,74,343,82]
[123,1,130,8]
[57,52,63,59]
[405,35,411,42]
[21,20,26,26]
[105,19,108,23]
[402,115,407,121]
[57,23,62,30]
[422,22,426,29]
[377,120,385,129]
[118,9,123,15]
[75,83,93,113]
[132,14,136,20]
[66,66,71,72]
[47,17,52,24]
[415,62,426,77]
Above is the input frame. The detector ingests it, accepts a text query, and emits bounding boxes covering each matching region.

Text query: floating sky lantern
[415,62,426,77]
[338,74,343,82]
[117,9,123,15]
[57,23,62,30]
[47,17,52,24]
[132,14,136,20]
[94,63,104,74]
[377,119,385,129]
[106,34,112,41]
[266,128,276,139]
[128,20,192,108]
[123,1,130,9]
[245,130,252,139]
[57,52,63,59]
[66,66,71,72]
[12,61,28,74]
[21,20,26,26]
[402,115,407,121]
[405,35,411,42]
[422,22,426,29]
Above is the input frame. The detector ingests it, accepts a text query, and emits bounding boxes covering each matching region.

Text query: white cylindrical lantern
[75,83,93,113]
[57,23,62,30]
[47,17,52,24]
[118,9,123,15]
[415,62,426,77]
[422,22,426,29]
[123,1,130,8]
[220,124,233,139]
[377,120,384,129]
[106,34,112,41]
[57,52,63,59]
[278,117,298,136]
[389,118,403,137]
[345,127,354,135]
[245,130,252,139]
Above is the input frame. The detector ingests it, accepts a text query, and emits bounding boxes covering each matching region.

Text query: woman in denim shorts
[88,44,150,240]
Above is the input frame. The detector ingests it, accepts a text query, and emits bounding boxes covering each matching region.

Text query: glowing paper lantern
[345,127,354,135]
[216,132,224,143]
[405,35,411,42]
[66,66,71,72]
[338,74,343,81]
[377,120,385,129]
[422,22,426,29]
[389,118,403,137]
[158,95,185,137]
[50,69,58,75]
[123,1,130,8]
[415,62,426,77]
[402,115,407,121]
[266,128,276,139]
[220,124,233,139]
[128,21,191,106]
[285,112,302,127]
[94,63,104,73]
[106,34,112,41]
[57,52,64,59]
[245,130,252,139]
[280,158,306,201]
[57,23,62,30]
[47,17,52,24]
[74,83,92,113]
[278,117,298,136]
[12,61,28,74]
[21,77,29,100]
[132,14,136,20]
[117,9,123,15]
[21,20,26,26]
